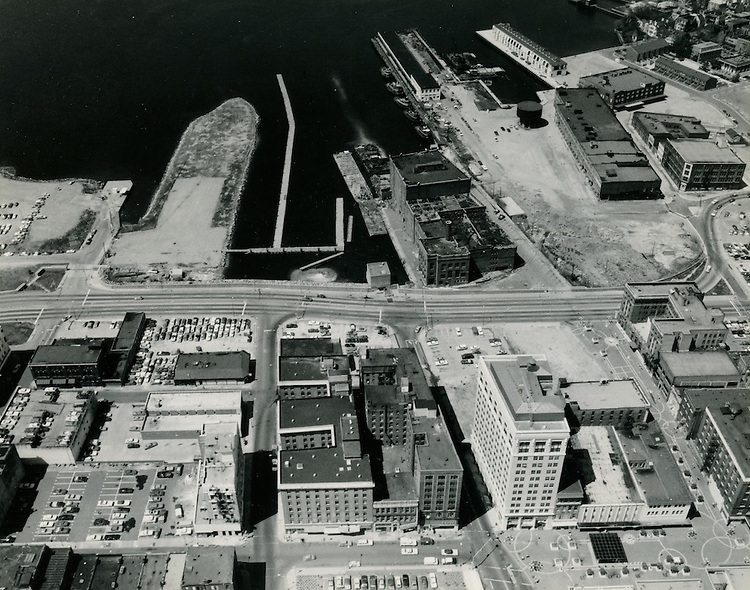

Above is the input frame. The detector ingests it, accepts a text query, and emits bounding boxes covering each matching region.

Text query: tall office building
[472,355,569,529]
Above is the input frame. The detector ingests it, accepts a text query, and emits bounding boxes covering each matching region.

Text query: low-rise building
[554,88,661,200]
[278,339,351,399]
[678,388,750,439]
[653,57,718,90]
[29,341,107,388]
[173,351,252,385]
[0,445,24,527]
[660,138,746,191]
[390,150,471,213]
[182,547,237,590]
[378,32,441,101]
[373,446,419,532]
[105,311,146,385]
[579,67,665,110]
[632,111,709,151]
[692,41,723,63]
[366,262,391,289]
[490,23,568,78]
[141,390,242,440]
[571,423,693,527]
[563,379,650,428]
[719,55,750,78]
[623,38,669,62]
[657,351,741,397]
[0,544,52,590]
[1,388,97,465]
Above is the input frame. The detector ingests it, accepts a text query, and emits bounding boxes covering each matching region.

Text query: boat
[386,82,405,96]
[415,125,431,139]
[380,66,393,79]
[404,110,421,122]
[393,97,410,108]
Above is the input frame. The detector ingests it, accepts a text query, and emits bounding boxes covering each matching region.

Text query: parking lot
[281,319,396,354]
[14,463,194,543]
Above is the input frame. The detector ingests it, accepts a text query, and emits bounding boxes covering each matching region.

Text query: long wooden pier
[273,74,295,248]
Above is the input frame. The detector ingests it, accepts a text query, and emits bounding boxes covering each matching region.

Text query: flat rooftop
[413,413,462,472]
[391,151,469,186]
[632,111,708,139]
[564,379,649,410]
[555,88,631,142]
[381,445,418,503]
[278,448,373,487]
[279,396,356,431]
[0,545,47,589]
[30,341,105,366]
[362,348,434,406]
[616,423,693,506]
[654,57,715,83]
[706,404,750,478]
[580,67,663,93]
[142,413,239,434]
[145,390,240,414]
[482,355,567,424]
[173,351,250,381]
[111,312,145,352]
[492,22,566,67]
[381,31,439,91]
[280,337,342,358]
[279,355,349,382]
[366,262,390,277]
[182,548,235,587]
[573,426,638,505]
[661,350,740,379]
[653,284,725,334]
[682,387,750,411]
[666,138,745,165]
[624,281,700,300]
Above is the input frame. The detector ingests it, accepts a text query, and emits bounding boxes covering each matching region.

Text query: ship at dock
[414,125,431,139]
[404,110,421,122]
[393,97,410,108]
[568,0,597,6]
[380,66,393,79]
[386,81,405,96]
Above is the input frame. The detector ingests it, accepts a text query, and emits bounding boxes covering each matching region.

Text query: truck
[423,557,438,566]
[400,537,418,547]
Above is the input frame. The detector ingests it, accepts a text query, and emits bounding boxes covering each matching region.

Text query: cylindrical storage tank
[517,101,542,127]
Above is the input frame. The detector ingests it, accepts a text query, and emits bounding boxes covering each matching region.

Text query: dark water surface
[0,0,618,281]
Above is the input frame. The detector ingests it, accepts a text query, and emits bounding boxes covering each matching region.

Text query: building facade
[0,445,24,527]
[653,57,718,90]
[660,138,746,191]
[0,325,10,372]
[579,68,665,110]
[491,23,568,77]
[472,355,569,529]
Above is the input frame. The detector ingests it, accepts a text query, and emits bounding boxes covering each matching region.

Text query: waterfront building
[653,57,718,90]
[472,355,569,529]
[0,445,24,527]
[1,387,97,465]
[0,325,9,372]
[618,282,728,357]
[692,41,723,63]
[562,379,650,428]
[632,112,709,152]
[390,151,471,211]
[719,55,750,78]
[693,403,750,521]
[366,262,391,289]
[182,547,237,590]
[554,89,661,200]
[377,32,441,101]
[660,138,746,191]
[490,23,567,78]
[579,67,665,110]
[572,423,693,527]
[623,38,669,62]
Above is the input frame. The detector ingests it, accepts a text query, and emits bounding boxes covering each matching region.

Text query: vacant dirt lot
[440,80,701,286]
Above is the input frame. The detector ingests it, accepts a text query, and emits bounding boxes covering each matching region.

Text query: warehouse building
[653,57,718,90]
[660,138,746,191]
[378,32,441,101]
[554,89,661,200]
[173,351,252,385]
[623,38,669,62]
[29,341,107,388]
[579,67,665,110]
[490,23,568,78]
[632,111,709,151]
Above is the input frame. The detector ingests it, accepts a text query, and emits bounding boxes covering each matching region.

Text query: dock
[224,197,344,255]
[273,73,295,248]
[333,151,387,237]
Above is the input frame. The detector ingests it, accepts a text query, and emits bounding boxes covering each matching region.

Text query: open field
[110,98,259,282]
[439,78,701,286]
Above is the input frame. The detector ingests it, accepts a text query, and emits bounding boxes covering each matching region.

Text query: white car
[401,547,419,555]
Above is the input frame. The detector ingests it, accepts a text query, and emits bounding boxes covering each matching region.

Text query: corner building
[472,355,569,529]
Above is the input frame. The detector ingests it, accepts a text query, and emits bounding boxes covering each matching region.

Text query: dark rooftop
[30,341,106,366]
[111,311,145,352]
[182,547,236,587]
[391,151,469,186]
[173,351,251,382]
[580,67,663,94]
[280,337,343,358]
[279,448,374,487]
[633,111,708,139]
[654,57,715,83]
[381,31,439,92]
[556,88,631,142]
[279,355,349,382]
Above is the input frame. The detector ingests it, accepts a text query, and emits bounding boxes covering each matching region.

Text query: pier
[273,73,295,248]
[224,197,345,255]
[333,151,387,237]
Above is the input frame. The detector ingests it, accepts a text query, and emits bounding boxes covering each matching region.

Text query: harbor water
[0,0,619,282]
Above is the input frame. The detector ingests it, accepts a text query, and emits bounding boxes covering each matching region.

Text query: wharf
[273,73,295,249]
[333,151,387,237]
